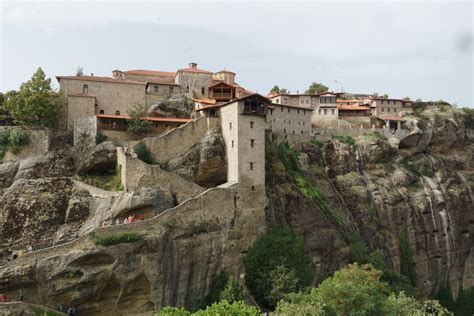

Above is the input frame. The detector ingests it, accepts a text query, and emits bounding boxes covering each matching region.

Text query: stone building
[267,103,312,137]
[363,97,413,117]
[218,94,270,209]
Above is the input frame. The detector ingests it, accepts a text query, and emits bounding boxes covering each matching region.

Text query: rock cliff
[0,105,472,314]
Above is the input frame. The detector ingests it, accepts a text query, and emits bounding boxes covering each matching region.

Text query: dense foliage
[4,67,60,126]
[193,271,244,310]
[269,85,287,94]
[95,132,107,144]
[305,82,328,95]
[160,300,260,316]
[93,231,141,246]
[127,103,152,135]
[243,226,314,309]
[134,141,154,164]
[0,129,30,161]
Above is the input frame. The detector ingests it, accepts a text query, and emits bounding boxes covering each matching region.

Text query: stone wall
[268,104,312,137]
[138,117,220,164]
[312,126,408,141]
[1,127,50,162]
[117,147,205,203]
[176,72,213,98]
[67,95,96,130]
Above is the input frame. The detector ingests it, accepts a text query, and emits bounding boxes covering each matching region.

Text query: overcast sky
[1,1,473,106]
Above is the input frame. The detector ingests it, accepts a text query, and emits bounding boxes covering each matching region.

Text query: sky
[1,0,473,107]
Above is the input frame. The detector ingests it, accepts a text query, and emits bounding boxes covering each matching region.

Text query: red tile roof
[376,115,407,121]
[215,69,236,75]
[177,67,213,74]
[192,98,217,105]
[57,76,144,85]
[96,114,191,123]
[124,70,176,77]
[337,105,370,111]
[209,81,235,88]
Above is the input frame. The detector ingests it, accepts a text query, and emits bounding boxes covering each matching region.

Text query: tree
[265,265,299,307]
[127,103,152,135]
[269,85,287,94]
[193,271,244,310]
[305,82,328,95]
[193,300,260,316]
[382,94,389,99]
[4,67,60,126]
[133,141,154,164]
[312,263,390,315]
[274,300,325,316]
[243,226,314,309]
[76,66,84,76]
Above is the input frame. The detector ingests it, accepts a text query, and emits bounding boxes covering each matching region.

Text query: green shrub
[193,300,260,316]
[334,135,355,146]
[310,139,324,149]
[80,165,123,191]
[95,132,107,144]
[159,307,191,316]
[0,130,10,144]
[134,141,154,164]
[193,271,244,311]
[93,231,141,246]
[243,226,314,309]
[9,129,30,153]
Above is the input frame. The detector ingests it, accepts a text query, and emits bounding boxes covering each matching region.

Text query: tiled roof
[215,69,236,75]
[57,76,144,85]
[192,98,217,105]
[124,70,176,77]
[96,114,191,123]
[376,115,407,121]
[209,81,235,88]
[337,105,370,110]
[177,67,213,74]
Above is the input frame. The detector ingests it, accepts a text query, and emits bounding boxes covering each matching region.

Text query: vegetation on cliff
[0,128,30,161]
[243,226,314,309]
[92,231,141,246]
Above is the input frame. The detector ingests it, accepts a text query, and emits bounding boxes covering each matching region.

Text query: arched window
[99,109,104,114]
[83,84,88,94]
[115,111,120,115]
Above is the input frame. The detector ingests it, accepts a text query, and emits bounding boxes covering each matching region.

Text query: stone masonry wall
[137,117,220,164]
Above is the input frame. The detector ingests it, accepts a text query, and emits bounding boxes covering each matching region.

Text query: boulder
[77,141,117,174]
[0,161,19,189]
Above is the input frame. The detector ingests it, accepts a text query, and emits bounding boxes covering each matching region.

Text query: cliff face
[0,105,471,314]
[266,106,474,299]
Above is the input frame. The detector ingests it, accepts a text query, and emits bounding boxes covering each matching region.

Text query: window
[250,139,255,148]
[281,107,283,112]
[251,185,256,191]
[301,131,304,134]
[115,110,120,115]
[298,122,300,125]
[382,108,385,112]
[231,140,234,148]
[318,109,322,114]
[169,87,174,94]
[388,108,391,112]
[276,99,280,104]
[154,85,160,93]
[306,99,309,104]
[250,162,254,170]
[99,109,104,114]
[284,129,286,134]
[283,98,287,103]
[303,122,305,125]
[293,130,295,134]
[270,109,273,115]
[201,87,205,95]
[288,108,291,113]
[229,122,232,130]
[284,119,286,123]
[332,109,335,115]
[289,120,291,124]
[250,121,254,129]
[186,85,189,92]
[273,118,275,122]
[297,109,300,114]
[303,110,306,115]
[324,109,327,115]
[83,84,88,94]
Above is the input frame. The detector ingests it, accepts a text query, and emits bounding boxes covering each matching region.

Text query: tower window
[231,140,234,148]
[250,121,254,129]
[201,87,205,95]
[186,85,189,92]
[250,162,254,170]
[281,107,283,112]
[99,109,104,114]
[251,185,256,191]
[288,108,291,113]
[115,110,120,115]
[229,122,232,130]
[250,139,255,148]
[83,84,88,94]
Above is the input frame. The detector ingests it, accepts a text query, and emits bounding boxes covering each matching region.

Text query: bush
[334,135,355,146]
[9,129,30,153]
[95,132,107,144]
[193,300,260,316]
[134,141,154,164]
[159,307,191,316]
[93,231,141,246]
[243,226,314,309]
[127,103,152,135]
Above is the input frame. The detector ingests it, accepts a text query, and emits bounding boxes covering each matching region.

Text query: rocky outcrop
[266,105,474,300]
[149,96,195,118]
[76,141,117,174]
[165,127,227,187]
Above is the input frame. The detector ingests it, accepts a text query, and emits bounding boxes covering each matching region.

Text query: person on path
[115,218,120,225]
[123,217,128,224]
[140,214,145,221]
[0,294,6,302]
[18,289,23,301]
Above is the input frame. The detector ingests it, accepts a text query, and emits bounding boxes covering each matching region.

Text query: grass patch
[93,231,141,246]
[80,165,123,191]
[310,139,324,149]
[363,130,382,142]
[334,135,355,146]
[33,308,62,316]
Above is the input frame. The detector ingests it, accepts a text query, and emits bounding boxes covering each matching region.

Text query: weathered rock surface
[149,96,195,118]
[76,141,117,174]
[165,127,227,187]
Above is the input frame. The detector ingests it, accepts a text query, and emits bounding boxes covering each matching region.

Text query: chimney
[189,62,197,69]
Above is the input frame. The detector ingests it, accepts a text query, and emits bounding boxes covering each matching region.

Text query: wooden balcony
[211,92,233,100]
